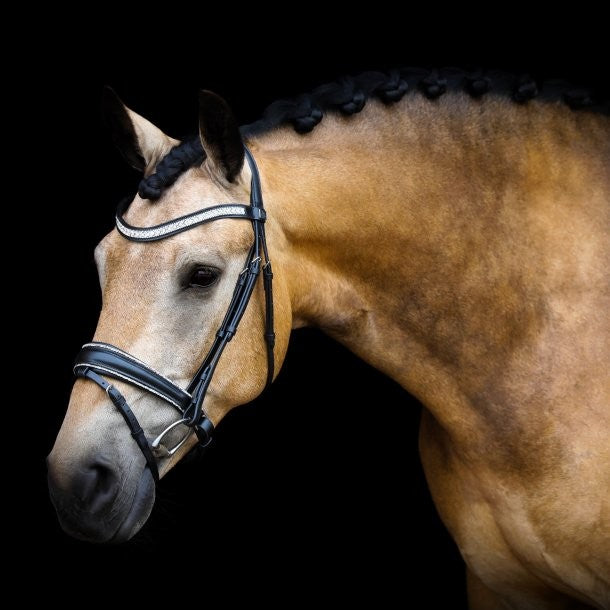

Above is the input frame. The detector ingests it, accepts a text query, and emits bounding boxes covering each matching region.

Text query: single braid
[375,69,409,103]
[260,96,323,134]
[420,70,447,99]
[340,87,366,115]
[314,76,367,116]
[564,88,593,109]
[466,71,491,97]
[291,96,324,133]
[513,75,539,103]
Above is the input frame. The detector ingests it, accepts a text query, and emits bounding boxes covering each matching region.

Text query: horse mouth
[51,468,156,544]
[108,469,156,543]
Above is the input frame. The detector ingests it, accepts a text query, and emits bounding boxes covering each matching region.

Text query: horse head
[48,90,290,542]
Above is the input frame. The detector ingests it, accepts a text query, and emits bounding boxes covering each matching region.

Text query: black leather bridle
[73,147,274,482]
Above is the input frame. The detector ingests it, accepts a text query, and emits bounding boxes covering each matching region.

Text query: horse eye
[188,268,219,288]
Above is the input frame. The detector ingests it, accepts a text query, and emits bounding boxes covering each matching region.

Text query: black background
[30,16,606,605]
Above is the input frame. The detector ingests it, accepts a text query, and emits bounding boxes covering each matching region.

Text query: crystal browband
[116,201,266,242]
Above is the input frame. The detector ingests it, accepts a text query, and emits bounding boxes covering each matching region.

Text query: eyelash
[186,267,220,289]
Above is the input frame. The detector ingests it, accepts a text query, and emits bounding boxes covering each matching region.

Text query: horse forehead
[125,168,231,226]
[98,172,249,269]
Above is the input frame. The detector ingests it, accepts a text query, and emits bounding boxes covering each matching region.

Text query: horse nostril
[71,457,120,511]
[91,461,115,497]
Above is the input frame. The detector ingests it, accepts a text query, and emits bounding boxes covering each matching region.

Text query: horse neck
[249,95,608,427]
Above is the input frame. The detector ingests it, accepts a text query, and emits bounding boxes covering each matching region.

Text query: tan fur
[50,92,609,607]
[126,106,179,172]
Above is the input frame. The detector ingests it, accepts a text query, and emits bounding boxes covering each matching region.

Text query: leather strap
[77,368,160,482]
[75,343,191,411]
[263,261,275,387]
[246,146,275,387]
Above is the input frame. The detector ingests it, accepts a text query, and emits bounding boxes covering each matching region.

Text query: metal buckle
[240,256,261,275]
[151,418,193,458]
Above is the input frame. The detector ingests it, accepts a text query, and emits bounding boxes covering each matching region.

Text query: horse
[47,69,609,609]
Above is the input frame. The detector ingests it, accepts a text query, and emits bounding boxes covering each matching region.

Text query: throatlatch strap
[263,262,275,387]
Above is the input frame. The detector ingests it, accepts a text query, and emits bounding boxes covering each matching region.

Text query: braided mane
[139,67,609,200]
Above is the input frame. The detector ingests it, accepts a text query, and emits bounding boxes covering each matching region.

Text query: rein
[73,147,274,482]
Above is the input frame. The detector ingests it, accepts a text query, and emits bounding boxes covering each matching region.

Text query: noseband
[73,147,274,482]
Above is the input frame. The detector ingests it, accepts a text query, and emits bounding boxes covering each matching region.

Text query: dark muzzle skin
[49,147,275,542]
[47,444,156,543]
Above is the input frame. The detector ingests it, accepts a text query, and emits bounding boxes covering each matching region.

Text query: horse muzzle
[47,445,156,543]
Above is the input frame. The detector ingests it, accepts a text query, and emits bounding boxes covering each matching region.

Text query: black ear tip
[199,89,220,99]
[101,86,126,115]
[198,90,231,111]
[102,85,119,101]
[198,90,243,182]
[101,86,145,172]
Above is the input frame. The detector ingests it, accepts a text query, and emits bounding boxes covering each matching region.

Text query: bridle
[73,147,274,482]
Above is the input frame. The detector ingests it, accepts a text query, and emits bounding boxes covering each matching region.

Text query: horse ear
[198,90,244,183]
[102,87,177,172]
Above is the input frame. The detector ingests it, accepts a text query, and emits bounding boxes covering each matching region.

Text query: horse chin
[108,469,156,543]
[52,468,156,544]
